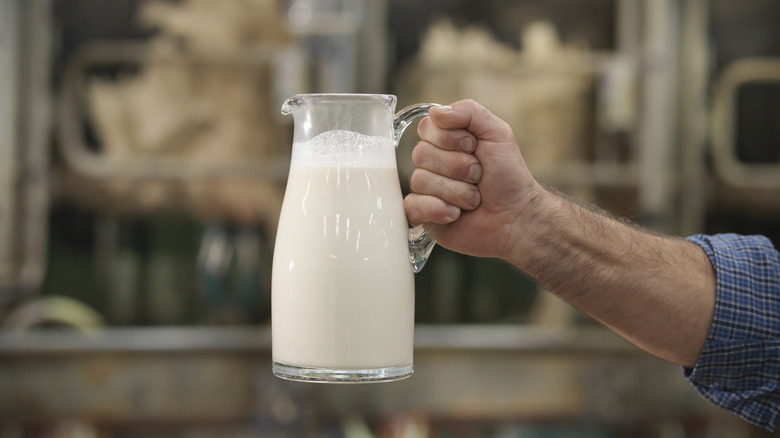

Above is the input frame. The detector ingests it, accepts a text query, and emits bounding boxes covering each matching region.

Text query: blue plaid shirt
[684,234,780,430]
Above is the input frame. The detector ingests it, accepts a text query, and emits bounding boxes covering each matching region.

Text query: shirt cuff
[683,233,780,431]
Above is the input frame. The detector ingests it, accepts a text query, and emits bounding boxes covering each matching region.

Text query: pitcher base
[273,362,413,383]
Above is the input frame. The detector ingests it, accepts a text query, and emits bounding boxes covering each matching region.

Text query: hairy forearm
[511,189,716,367]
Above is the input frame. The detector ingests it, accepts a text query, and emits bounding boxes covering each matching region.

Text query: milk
[272,130,415,370]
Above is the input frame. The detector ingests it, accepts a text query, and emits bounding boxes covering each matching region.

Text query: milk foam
[291,129,397,168]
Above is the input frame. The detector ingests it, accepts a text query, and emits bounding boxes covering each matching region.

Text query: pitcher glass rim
[287,93,394,99]
[282,93,397,114]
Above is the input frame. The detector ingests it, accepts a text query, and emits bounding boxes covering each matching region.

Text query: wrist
[503,184,561,272]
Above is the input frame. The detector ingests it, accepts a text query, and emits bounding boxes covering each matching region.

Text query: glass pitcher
[272,94,437,383]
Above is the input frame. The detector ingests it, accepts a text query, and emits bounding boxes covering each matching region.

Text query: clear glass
[272,94,436,383]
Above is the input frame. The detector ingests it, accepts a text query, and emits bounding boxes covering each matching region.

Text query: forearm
[511,189,716,367]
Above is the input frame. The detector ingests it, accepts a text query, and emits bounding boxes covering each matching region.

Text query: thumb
[428,99,514,144]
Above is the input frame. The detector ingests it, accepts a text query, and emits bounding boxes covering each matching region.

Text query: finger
[429,100,513,143]
[417,116,477,153]
[412,140,482,184]
[404,193,460,227]
[410,168,482,211]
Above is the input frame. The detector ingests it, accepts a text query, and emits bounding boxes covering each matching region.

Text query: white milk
[272,130,415,369]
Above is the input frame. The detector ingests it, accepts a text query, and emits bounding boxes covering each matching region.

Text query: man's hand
[404,99,542,263]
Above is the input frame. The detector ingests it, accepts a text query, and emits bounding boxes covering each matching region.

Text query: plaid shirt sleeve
[683,233,780,431]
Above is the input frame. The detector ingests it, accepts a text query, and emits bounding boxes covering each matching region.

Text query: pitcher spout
[281,95,302,116]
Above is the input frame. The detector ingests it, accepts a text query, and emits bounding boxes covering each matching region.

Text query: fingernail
[467,163,482,182]
[468,188,482,208]
[445,205,460,221]
[436,105,454,113]
[459,137,474,152]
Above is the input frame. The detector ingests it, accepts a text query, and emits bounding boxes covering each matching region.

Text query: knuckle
[409,170,424,192]
[403,195,423,226]
[412,141,438,169]
[460,98,479,108]
[402,194,417,211]
[411,142,426,166]
[416,117,432,138]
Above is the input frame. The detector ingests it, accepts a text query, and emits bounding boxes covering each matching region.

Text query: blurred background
[1,0,780,436]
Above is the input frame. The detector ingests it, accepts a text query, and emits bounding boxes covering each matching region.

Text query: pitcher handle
[394,103,440,273]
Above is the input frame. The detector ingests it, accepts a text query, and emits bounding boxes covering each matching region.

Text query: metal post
[0,0,52,302]
[679,0,710,235]
[637,0,680,232]
[0,0,21,283]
